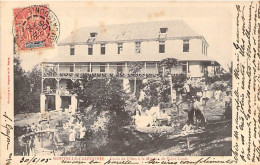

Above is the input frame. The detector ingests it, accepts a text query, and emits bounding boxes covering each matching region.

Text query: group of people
[26,121,51,134]
[133,103,172,128]
[66,115,87,142]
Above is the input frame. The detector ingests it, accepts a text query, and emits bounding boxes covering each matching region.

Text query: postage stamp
[13,5,60,51]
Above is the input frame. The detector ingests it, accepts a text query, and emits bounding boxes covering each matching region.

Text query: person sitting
[182,121,193,135]
[157,110,171,126]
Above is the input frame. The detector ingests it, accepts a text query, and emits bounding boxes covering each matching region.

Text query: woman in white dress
[79,124,86,139]
[69,126,76,142]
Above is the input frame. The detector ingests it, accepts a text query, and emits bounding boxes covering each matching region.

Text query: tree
[141,74,187,109]
[73,75,128,115]
[14,57,42,115]
[14,57,30,114]
[128,62,144,74]
[158,58,178,74]
[72,75,131,142]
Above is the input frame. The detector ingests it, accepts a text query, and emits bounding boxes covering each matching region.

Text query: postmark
[13,5,60,51]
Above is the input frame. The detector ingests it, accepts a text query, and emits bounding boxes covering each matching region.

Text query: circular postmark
[13,5,60,51]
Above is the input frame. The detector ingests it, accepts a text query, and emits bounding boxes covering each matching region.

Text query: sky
[12,1,233,71]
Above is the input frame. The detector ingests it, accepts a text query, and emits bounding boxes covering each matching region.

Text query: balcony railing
[43,71,187,79]
[43,87,74,95]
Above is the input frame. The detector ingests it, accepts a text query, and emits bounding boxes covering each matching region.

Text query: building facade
[41,20,220,113]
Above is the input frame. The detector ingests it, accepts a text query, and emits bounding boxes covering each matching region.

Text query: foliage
[157,58,178,75]
[158,58,178,69]
[72,75,132,148]
[172,74,187,91]
[140,74,187,109]
[14,57,41,115]
[73,75,126,114]
[205,73,232,85]
[141,78,169,108]
[128,62,144,74]
[211,83,226,91]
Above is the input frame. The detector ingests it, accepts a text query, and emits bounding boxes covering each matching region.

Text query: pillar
[107,63,110,74]
[123,78,130,93]
[163,67,165,76]
[40,94,46,114]
[71,95,77,114]
[55,94,61,111]
[187,62,189,74]
[134,77,137,94]
[169,75,173,102]
[57,63,60,76]
[124,63,128,75]
[156,63,158,74]
[144,62,147,76]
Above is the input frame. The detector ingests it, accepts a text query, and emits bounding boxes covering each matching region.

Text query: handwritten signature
[1,112,13,150]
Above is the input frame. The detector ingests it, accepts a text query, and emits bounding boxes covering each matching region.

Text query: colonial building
[41,20,220,113]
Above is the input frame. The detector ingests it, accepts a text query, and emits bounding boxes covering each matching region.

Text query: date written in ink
[20,157,52,164]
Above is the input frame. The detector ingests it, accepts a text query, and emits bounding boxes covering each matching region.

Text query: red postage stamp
[13,5,60,51]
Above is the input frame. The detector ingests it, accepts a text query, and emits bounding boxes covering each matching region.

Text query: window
[70,66,74,72]
[88,44,93,55]
[101,44,105,55]
[205,46,207,55]
[100,64,106,72]
[159,41,165,53]
[135,42,141,53]
[118,43,123,54]
[117,63,123,73]
[70,45,75,55]
[182,64,187,73]
[183,40,189,52]
[160,28,168,33]
[87,63,92,72]
[90,32,97,38]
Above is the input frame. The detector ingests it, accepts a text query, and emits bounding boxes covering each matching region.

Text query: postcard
[0,1,259,165]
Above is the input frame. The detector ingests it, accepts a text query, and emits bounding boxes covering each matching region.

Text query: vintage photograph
[13,2,233,157]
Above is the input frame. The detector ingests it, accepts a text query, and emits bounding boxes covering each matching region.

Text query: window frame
[159,41,165,53]
[183,40,189,52]
[160,28,168,33]
[100,64,106,72]
[135,42,141,54]
[70,65,74,72]
[88,44,93,55]
[90,32,97,38]
[118,43,123,54]
[101,44,106,55]
[117,63,124,73]
[70,45,75,55]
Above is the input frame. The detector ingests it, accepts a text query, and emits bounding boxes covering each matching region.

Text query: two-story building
[40,20,220,113]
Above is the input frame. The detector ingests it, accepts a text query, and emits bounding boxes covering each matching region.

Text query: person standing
[79,123,86,139]
[69,126,76,142]
[193,97,206,126]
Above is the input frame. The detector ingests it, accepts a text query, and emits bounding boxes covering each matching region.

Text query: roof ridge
[72,19,185,33]
[60,20,202,45]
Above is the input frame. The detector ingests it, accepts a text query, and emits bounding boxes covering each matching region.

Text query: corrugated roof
[59,20,208,45]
